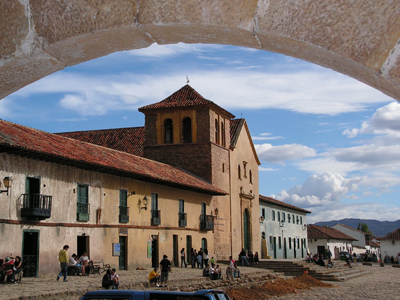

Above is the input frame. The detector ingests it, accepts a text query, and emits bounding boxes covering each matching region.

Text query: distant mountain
[313,218,400,237]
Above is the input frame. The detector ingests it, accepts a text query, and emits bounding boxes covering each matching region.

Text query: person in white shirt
[79,252,90,275]
[110,268,120,289]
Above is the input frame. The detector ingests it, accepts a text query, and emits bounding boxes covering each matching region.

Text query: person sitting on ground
[233,262,241,278]
[254,252,259,264]
[326,258,334,268]
[102,269,113,289]
[239,248,249,266]
[149,267,160,287]
[210,256,215,265]
[209,263,218,280]
[110,268,120,289]
[248,252,254,264]
[203,264,210,277]
[318,255,325,267]
[215,264,222,279]
[79,252,90,275]
[12,256,23,283]
[68,254,82,275]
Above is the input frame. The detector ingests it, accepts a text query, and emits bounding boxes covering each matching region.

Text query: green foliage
[357,222,372,235]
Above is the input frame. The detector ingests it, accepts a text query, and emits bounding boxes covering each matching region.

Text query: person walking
[56,245,69,282]
[180,248,187,268]
[159,254,171,288]
[191,248,196,268]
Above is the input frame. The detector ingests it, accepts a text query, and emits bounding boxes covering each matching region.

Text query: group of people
[148,254,172,287]
[0,255,22,284]
[102,268,120,289]
[383,253,400,264]
[238,249,259,266]
[56,245,92,282]
[188,248,210,269]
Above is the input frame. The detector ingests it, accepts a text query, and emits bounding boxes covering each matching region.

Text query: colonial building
[259,195,310,260]
[379,228,400,258]
[0,85,260,276]
[331,223,376,255]
[307,224,356,259]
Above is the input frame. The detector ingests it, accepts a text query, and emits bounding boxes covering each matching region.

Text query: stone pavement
[0,264,270,300]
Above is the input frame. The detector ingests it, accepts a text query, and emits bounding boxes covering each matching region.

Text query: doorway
[186,236,192,265]
[317,245,326,257]
[151,235,159,268]
[283,238,287,259]
[243,209,250,253]
[77,235,90,258]
[22,230,39,277]
[301,239,304,258]
[173,235,179,267]
[293,239,297,259]
[119,236,127,270]
[273,237,277,259]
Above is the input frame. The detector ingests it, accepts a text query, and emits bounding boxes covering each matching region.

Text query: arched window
[182,117,192,143]
[164,118,173,144]
[221,121,225,147]
[215,119,219,144]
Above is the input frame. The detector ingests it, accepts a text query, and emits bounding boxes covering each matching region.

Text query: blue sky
[2,43,400,223]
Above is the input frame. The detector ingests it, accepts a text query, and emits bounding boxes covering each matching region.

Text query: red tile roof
[0,119,227,196]
[138,85,235,118]
[307,224,357,241]
[333,223,372,236]
[259,195,311,214]
[57,127,145,157]
[379,228,400,240]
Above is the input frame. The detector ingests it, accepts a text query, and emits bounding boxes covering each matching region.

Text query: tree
[357,222,372,235]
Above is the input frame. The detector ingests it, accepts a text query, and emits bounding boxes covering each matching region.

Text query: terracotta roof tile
[57,127,145,157]
[0,119,227,196]
[379,228,400,240]
[307,224,357,241]
[259,195,311,214]
[138,85,235,118]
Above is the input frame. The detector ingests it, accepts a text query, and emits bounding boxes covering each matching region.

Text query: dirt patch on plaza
[226,274,332,300]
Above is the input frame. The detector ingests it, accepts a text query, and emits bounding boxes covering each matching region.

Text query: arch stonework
[1,1,400,101]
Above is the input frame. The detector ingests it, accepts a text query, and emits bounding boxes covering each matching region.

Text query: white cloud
[255,143,316,164]
[259,166,279,172]
[6,44,393,116]
[273,173,362,207]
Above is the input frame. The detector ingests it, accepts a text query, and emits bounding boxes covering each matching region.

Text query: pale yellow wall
[229,122,260,258]
[156,109,198,144]
[0,153,214,275]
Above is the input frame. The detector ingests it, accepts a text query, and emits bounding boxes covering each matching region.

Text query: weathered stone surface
[0,0,400,103]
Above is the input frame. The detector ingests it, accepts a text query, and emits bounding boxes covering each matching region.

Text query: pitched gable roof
[308,224,357,241]
[379,228,400,240]
[230,118,261,165]
[333,223,372,236]
[259,195,311,214]
[138,84,234,118]
[0,119,227,196]
[57,127,145,157]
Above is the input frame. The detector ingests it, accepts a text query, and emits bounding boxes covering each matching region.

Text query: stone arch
[1,1,400,103]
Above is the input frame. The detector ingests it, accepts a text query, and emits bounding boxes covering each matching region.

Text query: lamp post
[0,177,13,196]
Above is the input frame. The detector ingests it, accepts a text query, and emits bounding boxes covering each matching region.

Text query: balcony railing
[151,209,161,226]
[119,206,129,223]
[77,202,90,222]
[200,214,214,231]
[21,194,52,220]
[179,212,187,227]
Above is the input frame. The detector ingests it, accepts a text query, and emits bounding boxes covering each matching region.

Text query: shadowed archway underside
[1,1,400,102]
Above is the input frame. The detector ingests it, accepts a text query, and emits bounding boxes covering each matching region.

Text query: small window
[261,208,265,219]
[278,237,281,249]
[151,193,158,210]
[282,212,285,222]
[300,216,303,225]
[293,214,295,224]
[277,212,281,222]
[238,165,241,179]
[179,199,184,213]
[288,214,291,223]
[201,202,206,216]
[272,210,275,221]
[222,163,225,173]
[296,215,299,224]
[249,170,253,184]
[164,118,173,144]
[243,161,248,178]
